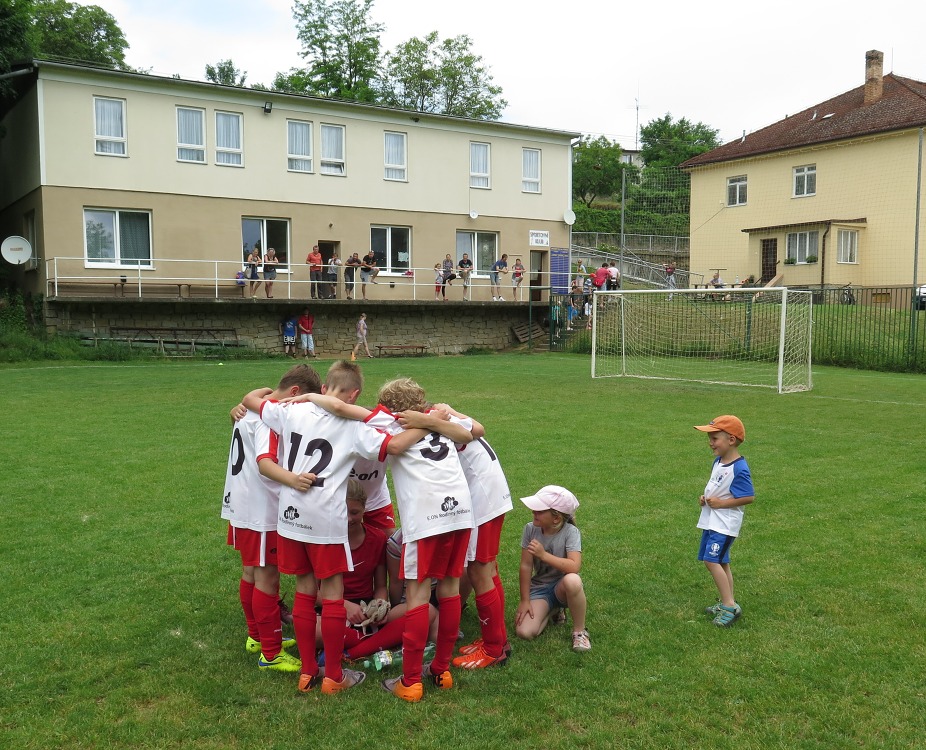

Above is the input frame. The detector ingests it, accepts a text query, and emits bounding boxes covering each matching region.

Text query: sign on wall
[529,230,550,247]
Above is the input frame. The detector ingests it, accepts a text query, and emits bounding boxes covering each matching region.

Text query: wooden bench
[186,284,247,299]
[50,281,188,298]
[101,326,242,356]
[375,343,429,357]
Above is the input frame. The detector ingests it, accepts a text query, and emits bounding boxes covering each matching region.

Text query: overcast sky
[95,0,926,146]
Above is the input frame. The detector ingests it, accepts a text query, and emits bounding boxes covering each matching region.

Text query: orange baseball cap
[694,415,745,442]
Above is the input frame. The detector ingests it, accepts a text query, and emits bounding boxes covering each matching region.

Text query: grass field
[2,354,925,749]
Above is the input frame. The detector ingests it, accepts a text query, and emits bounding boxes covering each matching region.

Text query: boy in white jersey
[693,415,755,627]
[294,378,474,702]
[241,384,427,695]
[323,360,395,533]
[222,365,320,673]
[400,404,513,669]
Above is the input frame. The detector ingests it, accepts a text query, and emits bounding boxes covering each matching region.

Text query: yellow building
[0,60,578,304]
[682,51,926,290]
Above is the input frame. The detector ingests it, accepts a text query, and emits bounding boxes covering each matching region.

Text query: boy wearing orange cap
[693,415,755,627]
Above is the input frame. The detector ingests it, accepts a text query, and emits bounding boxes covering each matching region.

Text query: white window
[470,142,490,188]
[287,120,313,172]
[456,230,498,274]
[727,175,747,206]
[794,164,816,197]
[786,230,819,263]
[242,218,290,270]
[84,208,152,267]
[216,111,243,166]
[384,131,407,181]
[177,107,205,163]
[522,148,541,193]
[370,226,410,273]
[837,229,858,263]
[320,124,346,175]
[94,97,126,155]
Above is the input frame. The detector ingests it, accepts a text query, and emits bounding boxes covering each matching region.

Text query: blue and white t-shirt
[696,456,754,537]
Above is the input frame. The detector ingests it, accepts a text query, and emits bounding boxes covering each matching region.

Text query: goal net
[591,288,813,393]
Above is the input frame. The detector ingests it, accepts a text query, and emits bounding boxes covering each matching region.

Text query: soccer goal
[591,288,813,393]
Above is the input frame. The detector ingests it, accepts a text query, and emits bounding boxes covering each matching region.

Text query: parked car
[917,284,926,310]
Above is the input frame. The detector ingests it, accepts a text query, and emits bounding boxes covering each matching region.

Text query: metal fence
[548,285,926,373]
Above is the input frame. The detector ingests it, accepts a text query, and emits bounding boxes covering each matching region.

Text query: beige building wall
[689,129,925,287]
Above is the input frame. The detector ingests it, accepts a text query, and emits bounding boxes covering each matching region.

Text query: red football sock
[320,599,347,683]
[253,587,283,660]
[293,592,318,677]
[401,604,429,687]
[431,594,461,674]
[239,579,259,640]
[475,588,505,658]
[346,615,405,659]
[493,572,509,642]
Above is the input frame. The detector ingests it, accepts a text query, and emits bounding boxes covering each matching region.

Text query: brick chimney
[864,50,884,105]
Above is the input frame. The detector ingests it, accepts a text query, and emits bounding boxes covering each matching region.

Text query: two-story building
[0,60,577,312]
[682,51,926,291]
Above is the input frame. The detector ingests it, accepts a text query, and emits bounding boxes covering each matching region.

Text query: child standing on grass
[693,415,755,627]
[515,486,590,653]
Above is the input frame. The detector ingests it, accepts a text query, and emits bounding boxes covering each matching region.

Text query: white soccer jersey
[453,428,513,527]
[350,457,391,512]
[221,410,281,532]
[366,405,473,544]
[696,455,754,537]
[260,400,389,544]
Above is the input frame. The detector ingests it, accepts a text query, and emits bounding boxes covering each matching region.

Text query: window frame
[522,148,541,193]
[287,119,313,173]
[456,230,499,275]
[785,230,819,264]
[83,207,153,268]
[384,131,407,181]
[369,225,411,274]
[176,106,206,163]
[215,110,243,167]
[242,217,291,272]
[470,142,491,189]
[93,96,127,156]
[727,175,747,206]
[320,123,346,176]
[837,229,859,264]
[793,164,816,197]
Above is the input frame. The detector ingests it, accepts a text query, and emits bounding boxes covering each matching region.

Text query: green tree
[291,0,382,101]
[269,68,313,95]
[205,59,247,87]
[572,135,631,208]
[639,113,719,168]
[379,31,505,119]
[0,0,35,99]
[30,0,128,68]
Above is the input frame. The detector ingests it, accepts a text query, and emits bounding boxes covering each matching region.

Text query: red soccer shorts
[401,528,471,581]
[471,514,505,564]
[363,505,396,532]
[227,525,280,567]
[278,535,351,579]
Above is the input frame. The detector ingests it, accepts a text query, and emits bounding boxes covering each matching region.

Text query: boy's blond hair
[377,377,427,413]
[346,478,367,507]
[325,360,363,394]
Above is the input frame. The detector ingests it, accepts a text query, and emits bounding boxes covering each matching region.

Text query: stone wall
[44,298,544,356]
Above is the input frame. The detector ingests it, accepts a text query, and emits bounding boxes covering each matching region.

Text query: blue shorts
[698,529,735,564]
[529,578,566,610]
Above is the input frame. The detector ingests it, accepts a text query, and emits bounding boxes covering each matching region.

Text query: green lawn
[2,354,924,749]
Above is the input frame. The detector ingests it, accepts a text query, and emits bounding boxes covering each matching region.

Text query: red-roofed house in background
[682,51,926,290]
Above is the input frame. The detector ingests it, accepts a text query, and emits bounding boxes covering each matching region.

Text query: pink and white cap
[520,485,579,516]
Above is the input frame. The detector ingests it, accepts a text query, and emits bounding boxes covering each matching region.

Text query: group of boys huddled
[221,361,591,702]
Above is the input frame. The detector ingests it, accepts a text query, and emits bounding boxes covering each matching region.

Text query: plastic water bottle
[363,643,436,671]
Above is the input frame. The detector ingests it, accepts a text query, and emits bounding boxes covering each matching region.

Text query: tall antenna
[635,86,641,150]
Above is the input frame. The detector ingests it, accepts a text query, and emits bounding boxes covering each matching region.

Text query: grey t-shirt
[521,521,582,592]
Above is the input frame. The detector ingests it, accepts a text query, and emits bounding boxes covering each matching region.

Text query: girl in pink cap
[514,485,590,652]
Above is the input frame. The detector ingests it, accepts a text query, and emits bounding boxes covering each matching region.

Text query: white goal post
[590,288,813,393]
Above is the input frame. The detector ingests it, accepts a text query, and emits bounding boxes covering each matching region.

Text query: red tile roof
[682,74,926,168]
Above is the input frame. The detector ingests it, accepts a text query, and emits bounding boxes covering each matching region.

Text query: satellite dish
[563,209,577,226]
[469,210,479,220]
[1,236,33,265]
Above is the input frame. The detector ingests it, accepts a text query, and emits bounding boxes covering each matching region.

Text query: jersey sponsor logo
[441,497,459,513]
[350,467,380,481]
[427,497,470,522]
[223,492,231,506]
[708,542,722,557]
[283,506,300,521]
